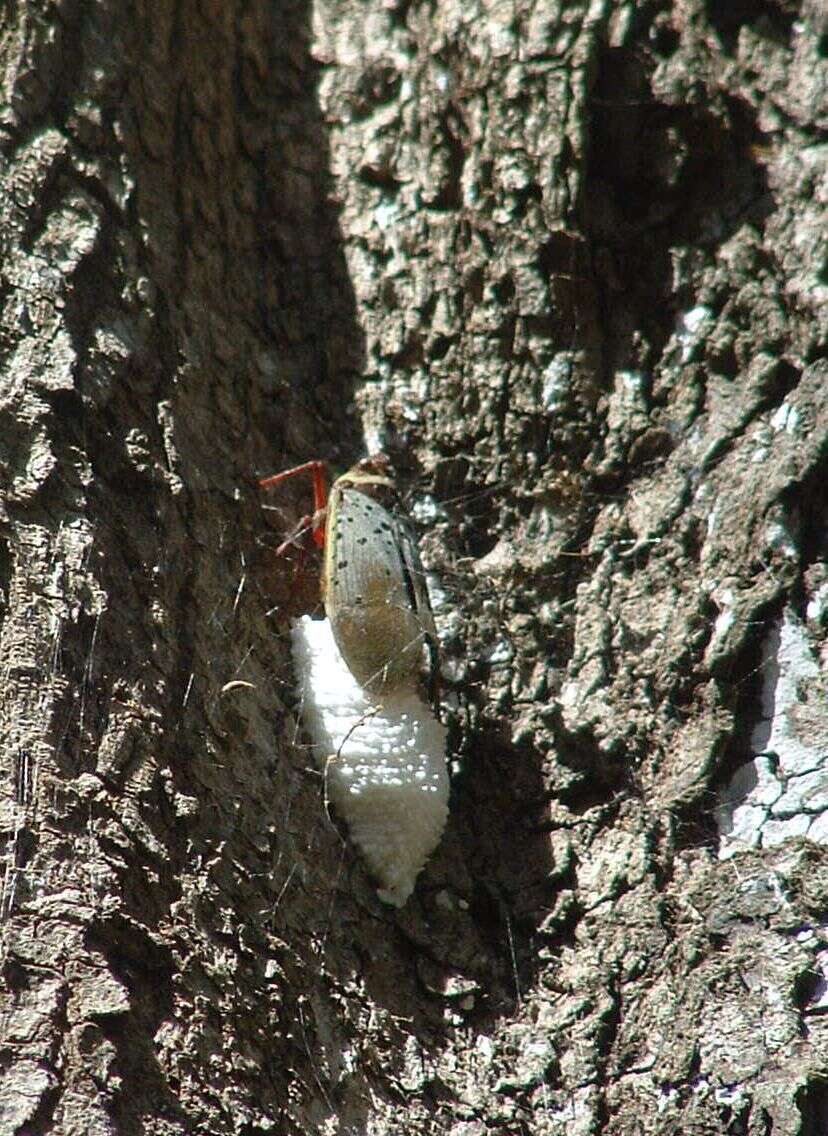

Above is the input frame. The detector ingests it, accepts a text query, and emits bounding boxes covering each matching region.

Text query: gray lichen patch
[719,608,828,856]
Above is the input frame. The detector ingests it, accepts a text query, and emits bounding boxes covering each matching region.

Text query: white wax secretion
[291,615,449,906]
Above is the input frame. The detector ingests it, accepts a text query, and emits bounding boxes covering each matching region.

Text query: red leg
[259,460,329,548]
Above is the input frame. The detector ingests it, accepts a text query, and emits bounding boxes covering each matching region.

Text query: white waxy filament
[291,615,449,906]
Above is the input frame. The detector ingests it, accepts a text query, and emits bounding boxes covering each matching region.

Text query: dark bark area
[0,0,826,1134]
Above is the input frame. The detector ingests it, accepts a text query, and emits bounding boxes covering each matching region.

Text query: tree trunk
[1,0,826,1133]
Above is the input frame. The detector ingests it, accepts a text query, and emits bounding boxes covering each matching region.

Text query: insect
[260,455,439,699]
[261,455,449,906]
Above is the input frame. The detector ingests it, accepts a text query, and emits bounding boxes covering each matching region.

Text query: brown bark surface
[1,0,826,1133]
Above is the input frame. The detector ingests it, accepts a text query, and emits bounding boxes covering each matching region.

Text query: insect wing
[324,484,404,604]
[393,511,440,699]
[324,484,431,690]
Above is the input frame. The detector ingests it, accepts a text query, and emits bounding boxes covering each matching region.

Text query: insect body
[261,456,438,697]
[261,454,449,906]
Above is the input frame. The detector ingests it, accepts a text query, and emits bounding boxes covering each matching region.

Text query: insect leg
[259,460,329,548]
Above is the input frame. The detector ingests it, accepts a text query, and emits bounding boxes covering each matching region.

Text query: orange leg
[259,460,329,549]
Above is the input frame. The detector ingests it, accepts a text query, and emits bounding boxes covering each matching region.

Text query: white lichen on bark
[719,608,828,855]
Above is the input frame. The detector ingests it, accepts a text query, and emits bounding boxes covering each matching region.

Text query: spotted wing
[391,509,440,701]
[324,485,437,692]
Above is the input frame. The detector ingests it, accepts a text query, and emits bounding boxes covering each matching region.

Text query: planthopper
[260,454,449,907]
[260,454,439,699]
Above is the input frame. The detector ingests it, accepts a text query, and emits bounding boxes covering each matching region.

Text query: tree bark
[1,0,826,1133]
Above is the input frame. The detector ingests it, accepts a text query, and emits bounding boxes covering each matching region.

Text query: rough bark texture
[1,0,826,1134]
